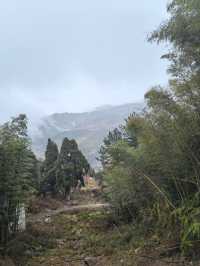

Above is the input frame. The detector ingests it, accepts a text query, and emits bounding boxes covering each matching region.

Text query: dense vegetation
[0,116,89,252]
[100,0,200,257]
[0,115,39,249]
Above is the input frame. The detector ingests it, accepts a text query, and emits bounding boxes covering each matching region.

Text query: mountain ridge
[31,102,144,169]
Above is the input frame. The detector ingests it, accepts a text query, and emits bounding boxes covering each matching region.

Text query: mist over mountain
[31,102,144,169]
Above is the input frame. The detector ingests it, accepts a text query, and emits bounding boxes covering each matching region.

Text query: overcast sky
[0,0,169,123]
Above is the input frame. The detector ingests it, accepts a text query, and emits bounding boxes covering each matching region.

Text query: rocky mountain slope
[31,102,144,169]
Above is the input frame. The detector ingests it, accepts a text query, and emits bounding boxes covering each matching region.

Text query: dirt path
[28,203,110,223]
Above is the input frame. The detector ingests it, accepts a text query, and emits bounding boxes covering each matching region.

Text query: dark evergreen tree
[41,138,59,195]
[45,138,59,169]
[56,138,90,197]
[71,140,90,187]
[56,138,74,198]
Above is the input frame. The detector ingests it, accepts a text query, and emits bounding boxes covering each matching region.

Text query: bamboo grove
[99,0,200,255]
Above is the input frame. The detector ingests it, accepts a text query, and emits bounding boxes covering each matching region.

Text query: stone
[44,216,51,223]
[84,256,98,265]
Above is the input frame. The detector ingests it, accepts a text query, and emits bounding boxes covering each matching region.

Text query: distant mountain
[31,102,144,169]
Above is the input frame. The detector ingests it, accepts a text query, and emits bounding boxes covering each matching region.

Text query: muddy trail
[23,187,126,266]
[28,203,110,224]
[4,182,188,266]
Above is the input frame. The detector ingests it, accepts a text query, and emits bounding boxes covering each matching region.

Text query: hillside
[31,102,144,169]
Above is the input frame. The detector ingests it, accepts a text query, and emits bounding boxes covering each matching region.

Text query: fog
[0,0,168,123]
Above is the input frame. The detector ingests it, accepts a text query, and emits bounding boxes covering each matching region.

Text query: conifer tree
[56,138,90,197]
[42,138,58,195]
[56,138,74,198]
[69,140,90,187]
